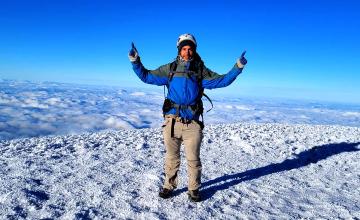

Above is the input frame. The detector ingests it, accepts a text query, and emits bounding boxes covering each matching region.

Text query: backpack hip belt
[165,114,192,124]
[162,98,203,117]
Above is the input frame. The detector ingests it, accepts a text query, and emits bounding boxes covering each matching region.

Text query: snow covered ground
[1,123,359,219]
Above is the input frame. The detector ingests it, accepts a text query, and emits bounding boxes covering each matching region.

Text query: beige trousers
[162,116,203,190]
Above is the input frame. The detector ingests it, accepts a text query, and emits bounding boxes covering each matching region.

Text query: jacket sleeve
[131,60,169,86]
[202,64,243,89]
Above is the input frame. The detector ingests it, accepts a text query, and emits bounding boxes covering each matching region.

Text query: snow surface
[1,123,360,219]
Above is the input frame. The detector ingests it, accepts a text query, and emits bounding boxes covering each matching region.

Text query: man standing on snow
[128,33,247,202]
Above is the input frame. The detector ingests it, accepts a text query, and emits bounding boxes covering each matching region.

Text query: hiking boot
[187,189,201,202]
[159,188,173,199]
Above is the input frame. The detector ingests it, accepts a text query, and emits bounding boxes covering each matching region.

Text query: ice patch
[145,173,159,181]
[0,192,11,204]
[229,135,255,154]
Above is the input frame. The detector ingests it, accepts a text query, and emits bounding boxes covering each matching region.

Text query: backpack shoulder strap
[163,60,177,98]
[168,60,177,85]
[170,60,177,72]
[196,60,214,112]
[202,93,213,112]
[164,60,177,95]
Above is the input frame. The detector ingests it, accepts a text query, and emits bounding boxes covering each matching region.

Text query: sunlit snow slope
[1,123,359,219]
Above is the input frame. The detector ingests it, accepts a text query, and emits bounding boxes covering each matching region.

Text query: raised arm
[129,43,169,86]
[202,51,247,89]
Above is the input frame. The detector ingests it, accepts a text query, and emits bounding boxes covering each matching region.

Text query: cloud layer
[1,79,359,140]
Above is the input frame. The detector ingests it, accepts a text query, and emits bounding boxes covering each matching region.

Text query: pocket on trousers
[162,118,170,128]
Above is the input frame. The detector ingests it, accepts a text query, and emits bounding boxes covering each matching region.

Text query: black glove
[237,51,247,68]
[128,42,139,62]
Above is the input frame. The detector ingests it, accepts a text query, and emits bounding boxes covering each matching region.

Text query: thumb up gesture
[237,51,247,68]
[128,42,139,62]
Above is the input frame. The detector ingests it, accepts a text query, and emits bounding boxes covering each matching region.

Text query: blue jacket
[131,56,243,120]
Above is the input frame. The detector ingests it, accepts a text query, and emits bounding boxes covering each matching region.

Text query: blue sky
[0,0,359,103]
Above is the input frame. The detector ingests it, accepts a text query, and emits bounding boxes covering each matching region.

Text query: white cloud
[0,94,19,105]
[104,116,133,129]
[141,109,152,113]
[130,92,146,96]
[21,98,49,109]
[1,80,359,140]
[235,105,253,110]
[342,112,360,117]
[299,115,310,119]
[0,122,7,130]
[19,91,48,98]
[45,97,62,105]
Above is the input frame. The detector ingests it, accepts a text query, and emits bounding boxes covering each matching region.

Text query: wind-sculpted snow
[0,123,359,219]
[1,79,360,140]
